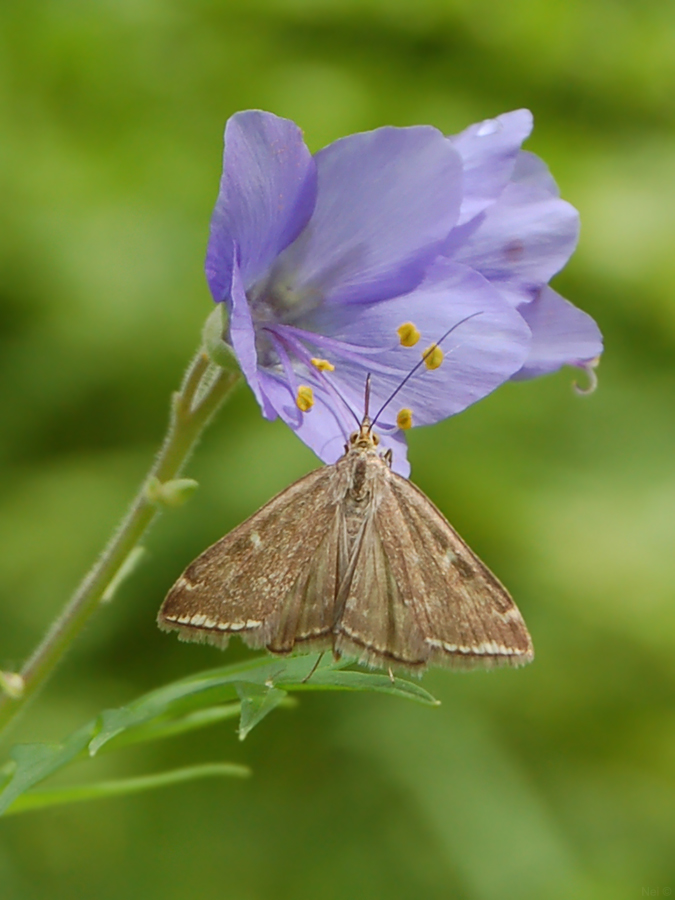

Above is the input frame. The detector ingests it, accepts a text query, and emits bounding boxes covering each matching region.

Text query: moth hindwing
[158,424,533,673]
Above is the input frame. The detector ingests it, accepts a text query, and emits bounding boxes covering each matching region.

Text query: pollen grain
[397,322,420,347]
[310,357,335,372]
[296,385,314,412]
[423,343,444,370]
[397,408,413,430]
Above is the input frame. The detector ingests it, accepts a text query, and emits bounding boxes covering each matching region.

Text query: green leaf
[89,653,437,755]
[292,667,441,706]
[3,762,250,816]
[101,703,243,751]
[0,653,438,816]
[0,722,96,816]
[236,685,288,740]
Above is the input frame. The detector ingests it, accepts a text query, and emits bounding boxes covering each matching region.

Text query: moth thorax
[349,457,369,501]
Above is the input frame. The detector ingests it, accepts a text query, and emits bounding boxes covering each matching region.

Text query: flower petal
[511,286,603,380]
[228,256,276,418]
[450,109,533,226]
[206,111,317,301]
[448,154,579,306]
[275,125,464,306]
[511,149,560,198]
[344,268,529,425]
[256,261,529,475]
[259,370,354,462]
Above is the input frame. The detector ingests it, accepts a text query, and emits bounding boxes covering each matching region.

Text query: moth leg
[388,666,395,684]
[302,652,324,684]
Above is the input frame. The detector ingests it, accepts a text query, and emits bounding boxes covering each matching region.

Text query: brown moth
[158,417,533,673]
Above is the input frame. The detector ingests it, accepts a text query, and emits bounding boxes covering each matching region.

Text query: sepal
[202,305,240,372]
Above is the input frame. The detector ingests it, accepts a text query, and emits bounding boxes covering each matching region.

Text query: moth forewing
[379,473,533,669]
[157,465,340,651]
[331,455,533,671]
[265,503,344,653]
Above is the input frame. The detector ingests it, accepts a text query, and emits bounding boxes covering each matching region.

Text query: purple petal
[228,256,275,417]
[451,109,533,226]
[259,370,354,462]
[303,261,530,426]
[206,111,317,301]
[511,286,603,379]
[254,263,528,477]
[255,263,530,477]
[511,150,560,198]
[448,160,579,305]
[275,125,464,306]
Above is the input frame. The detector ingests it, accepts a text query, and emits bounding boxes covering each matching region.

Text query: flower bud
[0,671,25,699]
[146,477,199,508]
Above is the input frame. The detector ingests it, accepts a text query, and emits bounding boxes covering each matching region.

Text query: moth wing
[158,465,344,652]
[378,473,534,670]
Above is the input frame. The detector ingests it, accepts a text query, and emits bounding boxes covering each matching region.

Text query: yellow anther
[310,357,335,372]
[397,408,413,430]
[296,385,314,412]
[397,322,420,347]
[423,343,444,370]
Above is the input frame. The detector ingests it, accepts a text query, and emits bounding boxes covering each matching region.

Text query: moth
[158,417,533,673]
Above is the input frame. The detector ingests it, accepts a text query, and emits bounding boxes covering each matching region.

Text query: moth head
[349,420,379,449]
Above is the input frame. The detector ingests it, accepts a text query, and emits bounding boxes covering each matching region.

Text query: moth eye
[371,433,380,446]
[349,431,359,443]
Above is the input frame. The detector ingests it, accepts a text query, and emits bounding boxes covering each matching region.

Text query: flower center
[247,273,323,370]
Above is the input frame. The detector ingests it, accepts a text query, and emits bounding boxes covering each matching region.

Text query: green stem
[0,348,241,739]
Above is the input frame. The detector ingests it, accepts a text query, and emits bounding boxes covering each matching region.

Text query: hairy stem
[0,349,241,738]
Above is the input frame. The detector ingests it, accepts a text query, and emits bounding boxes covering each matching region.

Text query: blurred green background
[1,0,674,897]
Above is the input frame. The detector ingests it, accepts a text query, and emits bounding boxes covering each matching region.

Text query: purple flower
[447,111,601,379]
[206,110,602,476]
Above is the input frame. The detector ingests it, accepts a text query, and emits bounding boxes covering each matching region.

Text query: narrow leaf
[236,686,288,740]
[0,653,438,815]
[88,654,330,755]
[101,703,243,752]
[89,653,435,755]
[3,762,250,816]
[288,668,440,706]
[0,722,96,816]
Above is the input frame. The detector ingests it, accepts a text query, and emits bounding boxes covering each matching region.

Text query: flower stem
[0,348,241,739]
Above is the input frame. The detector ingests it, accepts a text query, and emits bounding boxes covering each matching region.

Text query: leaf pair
[0,653,437,816]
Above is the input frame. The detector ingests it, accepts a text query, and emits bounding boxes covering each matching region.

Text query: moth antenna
[321,376,361,428]
[341,395,362,428]
[371,311,483,428]
[364,373,372,421]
